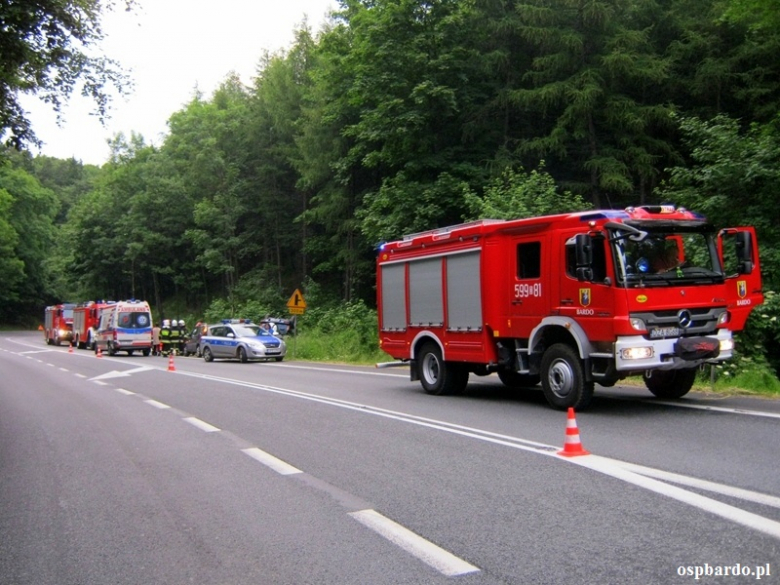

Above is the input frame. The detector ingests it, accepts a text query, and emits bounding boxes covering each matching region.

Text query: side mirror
[575,234,594,281]
[735,231,754,274]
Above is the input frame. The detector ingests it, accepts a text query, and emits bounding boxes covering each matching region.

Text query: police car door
[211,326,231,358]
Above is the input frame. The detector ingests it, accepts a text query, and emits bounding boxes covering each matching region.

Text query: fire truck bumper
[614,329,733,372]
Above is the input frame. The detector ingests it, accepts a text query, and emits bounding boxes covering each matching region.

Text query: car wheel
[238,347,248,363]
[274,356,284,362]
[203,347,214,362]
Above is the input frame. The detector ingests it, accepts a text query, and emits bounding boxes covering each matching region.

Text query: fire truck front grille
[631,307,724,339]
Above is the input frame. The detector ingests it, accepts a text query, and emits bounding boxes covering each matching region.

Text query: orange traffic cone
[96,347,102,358]
[68,342,74,353]
[167,353,176,372]
[557,407,590,457]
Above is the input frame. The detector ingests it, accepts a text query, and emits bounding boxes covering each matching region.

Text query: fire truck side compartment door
[719,227,763,330]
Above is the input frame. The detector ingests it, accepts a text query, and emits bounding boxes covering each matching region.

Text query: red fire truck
[44,303,77,346]
[72,301,115,350]
[376,206,763,410]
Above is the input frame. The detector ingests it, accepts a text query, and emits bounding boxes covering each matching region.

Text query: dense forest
[1,0,778,379]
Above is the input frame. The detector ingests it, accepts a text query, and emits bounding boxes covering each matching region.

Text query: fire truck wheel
[498,370,540,388]
[203,347,214,362]
[643,368,696,399]
[418,342,468,396]
[540,344,593,410]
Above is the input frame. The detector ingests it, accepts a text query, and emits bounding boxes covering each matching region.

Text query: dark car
[183,323,211,357]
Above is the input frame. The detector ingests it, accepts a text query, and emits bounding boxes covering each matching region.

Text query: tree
[658,114,780,289]
[0,162,59,321]
[463,163,592,221]
[512,0,677,205]
[0,0,133,149]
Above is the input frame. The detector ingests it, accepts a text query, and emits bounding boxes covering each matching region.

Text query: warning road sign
[286,289,306,315]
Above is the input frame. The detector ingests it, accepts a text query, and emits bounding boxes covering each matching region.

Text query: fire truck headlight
[620,346,654,360]
[718,311,730,326]
[720,338,734,352]
[629,318,646,332]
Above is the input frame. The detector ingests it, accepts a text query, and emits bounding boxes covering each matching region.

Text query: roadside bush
[291,300,386,364]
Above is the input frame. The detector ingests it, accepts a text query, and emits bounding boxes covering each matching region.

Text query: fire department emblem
[737,280,747,299]
[579,288,591,307]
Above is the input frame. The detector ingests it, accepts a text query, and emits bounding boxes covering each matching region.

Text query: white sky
[20,0,336,166]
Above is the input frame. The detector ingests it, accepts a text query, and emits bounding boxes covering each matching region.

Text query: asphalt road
[1,331,778,585]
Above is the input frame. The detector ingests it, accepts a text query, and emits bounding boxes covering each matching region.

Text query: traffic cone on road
[167,353,176,372]
[557,407,590,457]
[68,342,74,353]
[96,347,102,358]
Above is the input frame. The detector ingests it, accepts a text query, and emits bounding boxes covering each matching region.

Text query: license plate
[650,327,680,338]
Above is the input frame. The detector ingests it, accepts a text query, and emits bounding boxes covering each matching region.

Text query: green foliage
[0,0,134,149]
[0,162,59,321]
[720,0,780,30]
[292,300,385,363]
[659,114,780,290]
[463,163,593,221]
[727,289,780,379]
[360,171,473,243]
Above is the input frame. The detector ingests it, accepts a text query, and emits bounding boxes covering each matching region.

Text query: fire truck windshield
[610,227,723,287]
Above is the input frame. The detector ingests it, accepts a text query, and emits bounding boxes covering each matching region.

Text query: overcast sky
[20,0,336,166]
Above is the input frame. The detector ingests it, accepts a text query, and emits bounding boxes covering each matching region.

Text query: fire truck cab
[44,303,76,346]
[377,206,763,410]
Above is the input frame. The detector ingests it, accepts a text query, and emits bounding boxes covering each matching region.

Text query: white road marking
[241,447,302,475]
[114,388,135,396]
[647,399,780,419]
[572,455,780,541]
[144,399,170,409]
[613,460,780,510]
[89,366,155,381]
[183,417,220,433]
[349,509,479,577]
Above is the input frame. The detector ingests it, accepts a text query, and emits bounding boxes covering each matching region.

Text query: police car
[200,319,287,363]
